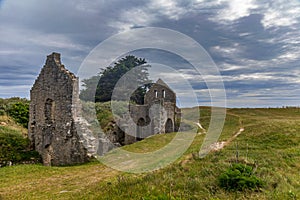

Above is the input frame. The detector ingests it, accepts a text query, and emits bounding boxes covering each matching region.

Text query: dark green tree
[80,55,151,104]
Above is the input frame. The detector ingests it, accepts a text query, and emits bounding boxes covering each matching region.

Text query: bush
[218,163,263,191]
[0,99,6,115]
[0,98,30,126]
[0,126,40,166]
[7,101,29,128]
[0,109,5,116]
[94,102,114,129]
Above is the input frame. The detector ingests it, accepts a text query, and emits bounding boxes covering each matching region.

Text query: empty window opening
[45,98,55,124]
[154,90,158,98]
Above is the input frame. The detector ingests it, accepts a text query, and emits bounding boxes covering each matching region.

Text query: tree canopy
[80,55,151,104]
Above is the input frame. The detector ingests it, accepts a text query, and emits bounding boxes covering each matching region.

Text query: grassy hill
[0,107,300,199]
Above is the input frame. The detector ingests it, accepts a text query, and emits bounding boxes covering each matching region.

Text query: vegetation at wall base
[0,119,41,167]
[0,98,40,166]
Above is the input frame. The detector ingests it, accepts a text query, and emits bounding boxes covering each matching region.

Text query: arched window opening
[165,118,173,133]
[45,98,55,124]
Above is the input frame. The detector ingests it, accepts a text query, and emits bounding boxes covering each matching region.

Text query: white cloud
[216,72,279,83]
[235,73,275,81]
[192,0,300,29]
[215,0,258,22]
[148,0,187,20]
[109,0,190,32]
[109,8,157,31]
[211,43,242,58]
[157,72,196,81]
[219,63,247,71]
[193,0,258,23]
[261,0,300,29]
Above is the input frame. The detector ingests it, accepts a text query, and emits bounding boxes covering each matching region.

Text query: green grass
[0,115,40,166]
[0,107,300,199]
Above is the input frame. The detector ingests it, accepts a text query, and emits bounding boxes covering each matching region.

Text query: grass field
[0,107,300,199]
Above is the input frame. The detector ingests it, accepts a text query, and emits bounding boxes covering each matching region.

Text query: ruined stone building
[28,53,98,166]
[29,53,181,165]
[119,79,181,144]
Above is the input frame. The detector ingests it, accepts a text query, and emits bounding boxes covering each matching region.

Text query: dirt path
[209,127,245,151]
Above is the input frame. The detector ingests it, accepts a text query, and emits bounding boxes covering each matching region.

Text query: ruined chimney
[46,52,61,66]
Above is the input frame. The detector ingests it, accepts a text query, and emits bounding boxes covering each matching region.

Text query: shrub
[0,109,5,116]
[7,101,29,128]
[0,126,41,166]
[218,163,263,191]
[0,99,6,115]
[94,102,114,129]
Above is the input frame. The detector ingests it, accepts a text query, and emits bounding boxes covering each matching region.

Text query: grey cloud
[0,0,299,107]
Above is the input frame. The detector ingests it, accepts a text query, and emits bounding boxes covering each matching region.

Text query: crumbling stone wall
[28,53,180,165]
[144,79,176,105]
[28,53,97,166]
[121,78,181,144]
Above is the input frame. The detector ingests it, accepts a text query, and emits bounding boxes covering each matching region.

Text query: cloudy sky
[0,0,300,107]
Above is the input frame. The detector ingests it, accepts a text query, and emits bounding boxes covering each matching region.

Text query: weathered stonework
[28,53,97,166]
[29,53,181,164]
[120,79,181,145]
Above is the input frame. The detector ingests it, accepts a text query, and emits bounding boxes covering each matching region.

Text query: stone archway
[165,118,173,133]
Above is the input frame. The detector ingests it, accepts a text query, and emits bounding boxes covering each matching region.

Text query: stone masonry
[120,79,181,145]
[28,52,98,166]
[29,53,181,165]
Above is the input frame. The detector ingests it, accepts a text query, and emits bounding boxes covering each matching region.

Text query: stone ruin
[116,79,181,145]
[29,52,181,166]
[28,52,99,166]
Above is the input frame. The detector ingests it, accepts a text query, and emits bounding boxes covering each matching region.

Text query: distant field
[0,107,300,199]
